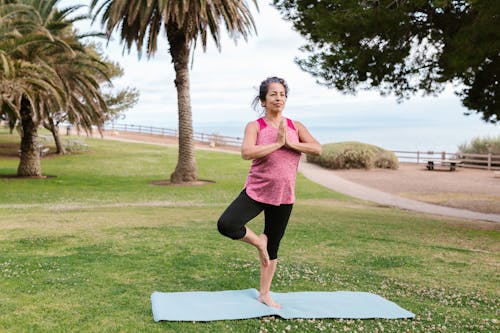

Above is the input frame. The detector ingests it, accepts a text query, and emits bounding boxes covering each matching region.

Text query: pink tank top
[244,117,302,206]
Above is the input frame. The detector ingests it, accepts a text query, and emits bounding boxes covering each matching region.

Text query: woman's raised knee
[217,217,244,239]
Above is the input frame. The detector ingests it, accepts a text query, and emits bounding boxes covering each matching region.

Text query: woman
[217,76,322,308]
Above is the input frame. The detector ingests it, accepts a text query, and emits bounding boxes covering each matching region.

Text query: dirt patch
[331,163,500,214]
[400,192,500,214]
[102,131,179,146]
[100,131,240,153]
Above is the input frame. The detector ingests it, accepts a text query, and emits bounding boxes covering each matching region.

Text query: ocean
[118,116,498,155]
[193,124,482,153]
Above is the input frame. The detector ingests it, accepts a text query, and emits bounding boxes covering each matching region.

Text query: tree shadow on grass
[0,174,56,179]
[150,179,215,186]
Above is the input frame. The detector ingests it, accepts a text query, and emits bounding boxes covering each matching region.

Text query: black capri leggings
[217,189,293,260]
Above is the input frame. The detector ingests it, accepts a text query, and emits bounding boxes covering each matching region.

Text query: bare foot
[257,234,270,267]
[258,293,282,309]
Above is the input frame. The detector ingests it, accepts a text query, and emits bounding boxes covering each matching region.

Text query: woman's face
[262,82,287,113]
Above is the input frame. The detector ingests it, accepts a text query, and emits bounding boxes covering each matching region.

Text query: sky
[61,0,498,152]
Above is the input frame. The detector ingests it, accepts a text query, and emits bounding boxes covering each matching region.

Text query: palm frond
[91,0,258,56]
[0,0,112,131]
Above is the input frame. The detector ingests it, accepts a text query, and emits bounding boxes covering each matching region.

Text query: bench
[17,145,50,157]
[40,147,50,157]
[39,135,53,142]
[426,160,462,171]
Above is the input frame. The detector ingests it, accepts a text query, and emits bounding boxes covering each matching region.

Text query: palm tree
[43,43,110,154]
[91,0,258,183]
[44,45,137,155]
[0,1,68,176]
[0,0,111,175]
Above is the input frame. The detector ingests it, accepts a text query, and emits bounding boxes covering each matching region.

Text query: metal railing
[103,123,243,147]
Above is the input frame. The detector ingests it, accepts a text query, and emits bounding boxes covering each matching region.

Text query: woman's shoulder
[245,118,268,131]
[286,118,305,130]
[245,119,261,126]
[286,117,301,124]
[244,119,260,131]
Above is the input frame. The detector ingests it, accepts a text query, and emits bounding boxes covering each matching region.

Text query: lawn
[0,130,498,332]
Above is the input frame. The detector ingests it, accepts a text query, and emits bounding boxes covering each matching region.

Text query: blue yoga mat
[151,288,415,322]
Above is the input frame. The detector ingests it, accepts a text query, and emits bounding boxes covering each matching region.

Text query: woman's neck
[264,112,283,122]
[264,113,283,127]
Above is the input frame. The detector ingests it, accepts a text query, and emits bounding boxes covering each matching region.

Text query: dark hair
[251,76,289,113]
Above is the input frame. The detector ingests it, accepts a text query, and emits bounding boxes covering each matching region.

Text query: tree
[102,87,139,124]
[273,0,500,123]
[43,40,111,155]
[0,0,110,176]
[91,0,258,183]
[44,43,139,154]
[0,1,69,176]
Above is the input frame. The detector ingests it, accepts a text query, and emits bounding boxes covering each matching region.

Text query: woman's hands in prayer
[277,119,286,147]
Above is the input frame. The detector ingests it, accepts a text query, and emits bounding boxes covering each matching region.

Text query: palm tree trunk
[45,116,66,155]
[8,116,16,134]
[17,98,42,177]
[168,28,197,183]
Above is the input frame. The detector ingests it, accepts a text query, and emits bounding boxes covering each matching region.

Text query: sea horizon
[113,115,498,154]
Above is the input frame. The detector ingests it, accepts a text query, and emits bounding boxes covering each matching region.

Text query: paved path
[299,161,500,223]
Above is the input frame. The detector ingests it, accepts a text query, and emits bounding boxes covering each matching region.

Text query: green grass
[0,130,498,332]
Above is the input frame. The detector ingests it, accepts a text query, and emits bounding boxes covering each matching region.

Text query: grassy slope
[0,131,498,332]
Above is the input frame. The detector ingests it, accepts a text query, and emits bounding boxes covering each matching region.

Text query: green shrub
[458,135,500,155]
[307,141,399,170]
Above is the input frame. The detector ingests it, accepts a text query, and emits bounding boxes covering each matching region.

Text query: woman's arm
[241,121,285,160]
[285,121,322,156]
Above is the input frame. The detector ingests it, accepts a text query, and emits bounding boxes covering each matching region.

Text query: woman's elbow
[314,145,322,156]
[241,149,252,160]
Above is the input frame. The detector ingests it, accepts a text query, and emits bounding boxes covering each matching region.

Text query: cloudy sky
[61,0,497,151]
